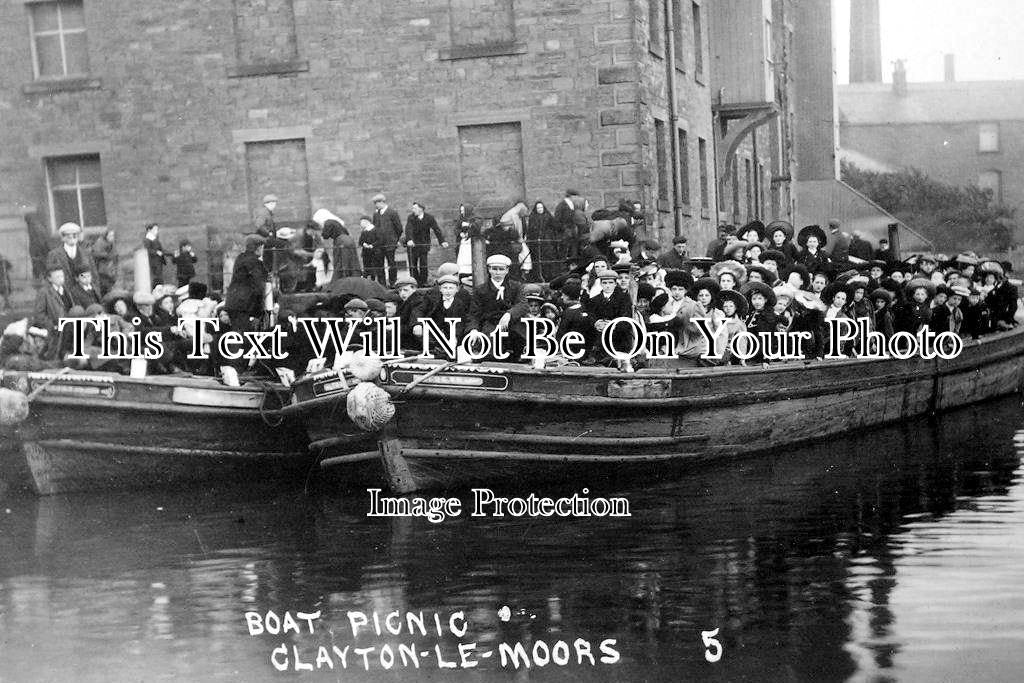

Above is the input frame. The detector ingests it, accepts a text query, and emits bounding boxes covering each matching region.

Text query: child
[358,216,385,284]
[173,239,197,287]
[895,279,933,334]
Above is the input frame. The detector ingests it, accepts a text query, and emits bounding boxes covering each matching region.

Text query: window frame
[45,155,106,234]
[698,137,709,212]
[655,118,670,206]
[28,0,88,81]
[978,122,1000,153]
[691,1,705,83]
[978,169,1002,203]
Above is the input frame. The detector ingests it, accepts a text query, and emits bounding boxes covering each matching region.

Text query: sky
[834,0,1024,84]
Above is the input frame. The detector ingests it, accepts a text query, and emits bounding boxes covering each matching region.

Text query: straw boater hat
[710,259,745,283]
[797,224,828,248]
[718,289,748,317]
[905,277,937,297]
[741,281,776,308]
[723,241,749,261]
[772,283,799,305]
[275,226,296,240]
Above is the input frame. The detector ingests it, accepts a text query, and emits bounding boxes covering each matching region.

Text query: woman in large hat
[716,289,749,365]
[736,219,766,245]
[795,225,832,275]
[741,281,777,362]
[820,281,854,357]
[766,220,799,264]
[844,275,874,326]
[711,259,745,292]
[869,288,895,339]
[894,277,935,334]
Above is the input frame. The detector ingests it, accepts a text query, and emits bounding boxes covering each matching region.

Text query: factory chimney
[850,0,882,83]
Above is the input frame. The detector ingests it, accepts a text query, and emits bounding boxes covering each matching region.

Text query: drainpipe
[663,0,685,236]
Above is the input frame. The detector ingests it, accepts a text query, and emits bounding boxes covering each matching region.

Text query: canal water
[1,395,1023,682]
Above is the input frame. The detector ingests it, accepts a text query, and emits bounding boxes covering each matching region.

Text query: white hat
[276,227,296,240]
[486,254,512,267]
[58,222,82,236]
[312,208,343,227]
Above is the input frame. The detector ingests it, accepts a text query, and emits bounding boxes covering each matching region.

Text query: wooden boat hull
[0,370,310,495]
[290,327,1024,493]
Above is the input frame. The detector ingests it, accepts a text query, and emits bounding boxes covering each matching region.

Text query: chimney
[893,60,907,96]
[944,53,955,82]
[850,0,882,83]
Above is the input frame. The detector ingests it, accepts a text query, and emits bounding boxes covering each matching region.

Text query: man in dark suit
[403,202,448,286]
[46,222,98,286]
[33,265,72,360]
[372,193,404,287]
[657,235,689,270]
[143,223,167,286]
[68,265,102,309]
[584,270,635,369]
[556,280,598,361]
[552,190,579,261]
[225,235,270,333]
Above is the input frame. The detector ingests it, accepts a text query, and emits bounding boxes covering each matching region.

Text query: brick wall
[0,0,719,286]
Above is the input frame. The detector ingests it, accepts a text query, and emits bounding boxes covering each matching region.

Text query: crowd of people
[1,190,1021,376]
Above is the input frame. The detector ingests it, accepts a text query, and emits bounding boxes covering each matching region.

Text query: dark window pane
[61,2,85,29]
[76,158,101,184]
[52,189,81,226]
[35,35,64,77]
[63,32,88,74]
[80,188,106,227]
[32,3,60,32]
[49,160,77,187]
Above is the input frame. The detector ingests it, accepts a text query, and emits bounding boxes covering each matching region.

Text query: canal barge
[286,326,1024,493]
[0,369,308,495]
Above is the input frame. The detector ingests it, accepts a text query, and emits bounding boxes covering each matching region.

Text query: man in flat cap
[46,222,98,287]
[658,235,689,271]
[371,193,404,287]
[255,194,278,239]
[466,253,528,359]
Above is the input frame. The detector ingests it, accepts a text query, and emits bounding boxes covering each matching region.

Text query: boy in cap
[173,238,197,287]
[69,264,102,309]
[556,281,597,361]
[46,222,98,287]
[255,194,278,238]
[585,269,634,370]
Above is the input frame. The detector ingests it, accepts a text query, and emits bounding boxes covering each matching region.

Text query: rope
[26,367,72,402]
[257,382,286,427]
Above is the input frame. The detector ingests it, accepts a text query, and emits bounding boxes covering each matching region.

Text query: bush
[841,161,1015,252]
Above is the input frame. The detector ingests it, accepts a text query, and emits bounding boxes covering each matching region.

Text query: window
[698,137,709,210]
[29,1,88,79]
[744,157,753,220]
[979,170,1002,202]
[671,0,684,67]
[655,119,669,203]
[979,123,999,152]
[649,0,663,55]
[731,155,739,220]
[677,127,690,205]
[46,156,105,232]
[691,1,704,81]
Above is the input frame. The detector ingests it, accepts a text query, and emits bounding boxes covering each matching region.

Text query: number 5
[701,628,722,663]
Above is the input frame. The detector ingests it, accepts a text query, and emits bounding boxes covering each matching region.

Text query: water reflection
[0,396,1021,681]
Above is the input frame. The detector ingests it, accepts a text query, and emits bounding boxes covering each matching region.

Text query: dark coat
[467,279,527,335]
[873,307,895,339]
[403,213,445,248]
[91,236,117,282]
[657,249,688,271]
[33,284,69,332]
[46,245,98,286]
[225,251,269,315]
[414,292,472,352]
[69,283,102,309]
[372,207,404,248]
[986,280,1019,328]
[895,300,931,334]
[552,199,576,241]
[556,304,598,356]
[173,249,197,282]
[525,210,558,280]
[144,237,167,283]
[358,227,385,265]
[583,287,633,321]
[796,249,832,276]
